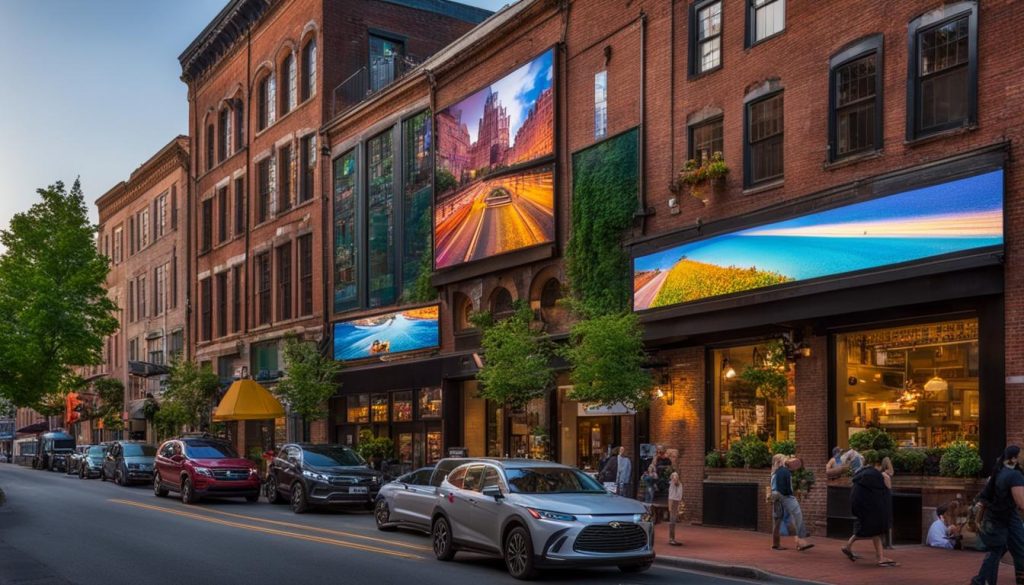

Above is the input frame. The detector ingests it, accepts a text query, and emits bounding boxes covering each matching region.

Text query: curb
[655,555,832,585]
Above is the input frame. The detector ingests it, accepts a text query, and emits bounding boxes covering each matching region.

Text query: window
[139,208,150,249]
[347,394,370,424]
[231,265,242,333]
[594,71,607,139]
[206,123,215,171]
[255,252,271,326]
[745,92,784,186]
[298,234,313,317]
[128,280,135,322]
[281,53,296,116]
[169,329,184,358]
[257,159,271,224]
[217,186,229,244]
[278,144,293,213]
[200,277,212,341]
[154,264,166,316]
[747,0,785,46]
[333,150,358,312]
[148,337,164,366]
[276,242,292,321]
[252,341,279,379]
[301,39,317,102]
[234,101,244,152]
[908,3,977,139]
[299,134,315,204]
[713,342,795,450]
[137,275,147,320]
[216,272,228,338]
[171,184,178,230]
[113,226,123,263]
[691,1,723,75]
[128,337,138,362]
[157,193,168,238]
[218,107,230,162]
[689,117,723,163]
[835,318,979,449]
[369,35,404,92]
[830,36,883,161]
[402,112,431,301]
[371,393,389,423]
[170,251,178,308]
[200,197,213,252]
[258,74,275,130]
[490,287,514,320]
[367,131,395,308]
[234,177,246,236]
[419,388,442,419]
[392,391,413,422]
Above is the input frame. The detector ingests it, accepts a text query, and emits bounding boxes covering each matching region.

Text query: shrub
[940,441,983,478]
[705,450,726,468]
[891,448,927,474]
[793,467,816,495]
[726,435,772,469]
[771,439,796,456]
[849,428,895,452]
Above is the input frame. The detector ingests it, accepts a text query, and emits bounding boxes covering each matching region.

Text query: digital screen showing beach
[333,305,440,361]
[633,169,1004,311]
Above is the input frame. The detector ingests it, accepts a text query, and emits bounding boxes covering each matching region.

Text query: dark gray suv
[265,444,383,513]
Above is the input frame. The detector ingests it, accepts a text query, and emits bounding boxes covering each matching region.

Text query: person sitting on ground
[926,504,962,549]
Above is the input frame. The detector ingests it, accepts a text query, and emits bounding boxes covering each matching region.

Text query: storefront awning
[213,380,285,421]
[127,399,148,421]
[128,360,170,378]
[15,421,48,435]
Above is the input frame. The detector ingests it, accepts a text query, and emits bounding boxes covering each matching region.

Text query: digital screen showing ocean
[633,169,1003,310]
[333,306,440,360]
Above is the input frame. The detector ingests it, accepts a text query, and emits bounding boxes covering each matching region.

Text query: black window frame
[743,89,785,188]
[217,186,229,244]
[280,53,294,116]
[200,197,213,253]
[278,143,293,213]
[828,34,884,162]
[276,242,292,322]
[298,233,313,317]
[205,123,215,171]
[299,134,315,204]
[257,75,271,131]
[688,115,724,163]
[218,107,229,163]
[255,252,272,327]
[301,38,317,103]
[200,277,212,342]
[234,176,245,237]
[906,2,978,141]
[689,0,724,77]
[745,0,786,48]
[216,271,228,338]
[257,158,271,224]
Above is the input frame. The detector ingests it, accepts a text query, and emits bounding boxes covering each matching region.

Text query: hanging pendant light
[924,369,948,394]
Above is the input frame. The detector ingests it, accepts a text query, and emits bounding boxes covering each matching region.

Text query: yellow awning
[213,379,285,421]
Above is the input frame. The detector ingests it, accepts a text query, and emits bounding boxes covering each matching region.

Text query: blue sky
[0,0,506,239]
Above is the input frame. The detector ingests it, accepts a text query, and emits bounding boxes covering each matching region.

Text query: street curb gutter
[655,555,832,585]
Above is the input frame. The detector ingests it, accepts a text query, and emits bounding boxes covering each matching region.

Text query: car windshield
[54,439,75,450]
[122,444,156,457]
[88,446,105,457]
[505,467,606,494]
[184,441,237,459]
[302,447,364,467]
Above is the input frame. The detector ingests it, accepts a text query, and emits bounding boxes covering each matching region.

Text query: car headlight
[637,511,654,523]
[371,475,380,484]
[302,470,330,482]
[249,467,259,478]
[194,467,213,477]
[526,508,577,522]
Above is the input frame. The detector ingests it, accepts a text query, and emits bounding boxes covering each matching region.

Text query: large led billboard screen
[333,305,440,361]
[434,48,555,269]
[633,170,1004,311]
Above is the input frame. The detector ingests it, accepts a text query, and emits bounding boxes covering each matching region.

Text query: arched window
[218,107,230,162]
[540,278,562,309]
[490,287,514,320]
[258,74,275,130]
[453,293,473,331]
[301,39,317,102]
[280,53,296,115]
[205,123,215,171]
[233,98,244,152]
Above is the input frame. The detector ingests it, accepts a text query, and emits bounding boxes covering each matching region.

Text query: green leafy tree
[435,168,458,195]
[739,340,789,401]
[163,358,221,432]
[92,377,124,420]
[472,302,554,409]
[0,180,118,408]
[273,337,343,441]
[562,312,651,411]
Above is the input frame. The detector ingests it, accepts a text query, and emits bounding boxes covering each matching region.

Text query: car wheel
[181,477,197,505]
[290,482,308,514]
[504,526,537,580]
[153,473,169,497]
[100,468,107,482]
[115,468,124,486]
[432,516,456,561]
[79,466,86,480]
[618,562,653,574]
[375,500,396,531]
[265,475,285,504]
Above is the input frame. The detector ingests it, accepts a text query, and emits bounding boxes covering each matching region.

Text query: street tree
[273,337,343,441]
[472,302,554,409]
[0,180,118,409]
[163,358,221,432]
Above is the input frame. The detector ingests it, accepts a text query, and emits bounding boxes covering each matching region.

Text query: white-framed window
[594,70,607,140]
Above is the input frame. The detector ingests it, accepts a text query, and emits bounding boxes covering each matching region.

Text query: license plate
[350,486,368,494]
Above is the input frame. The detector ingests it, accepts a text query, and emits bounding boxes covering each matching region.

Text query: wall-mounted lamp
[722,358,736,379]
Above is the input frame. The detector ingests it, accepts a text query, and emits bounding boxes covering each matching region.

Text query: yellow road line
[108,499,422,560]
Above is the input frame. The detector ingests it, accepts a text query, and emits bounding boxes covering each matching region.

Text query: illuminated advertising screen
[435,48,555,269]
[333,305,440,361]
[633,170,1003,311]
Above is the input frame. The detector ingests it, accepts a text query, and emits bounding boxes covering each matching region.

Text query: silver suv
[430,459,654,580]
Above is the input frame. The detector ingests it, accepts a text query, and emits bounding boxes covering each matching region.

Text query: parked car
[153,437,259,504]
[374,459,480,532]
[265,443,383,513]
[66,445,91,476]
[430,459,654,580]
[32,431,75,472]
[68,444,106,478]
[101,441,157,485]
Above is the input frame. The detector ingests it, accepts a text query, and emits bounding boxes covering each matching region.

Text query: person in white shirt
[927,504,960,549]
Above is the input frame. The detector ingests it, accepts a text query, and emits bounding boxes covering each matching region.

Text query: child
[668,472,683,546]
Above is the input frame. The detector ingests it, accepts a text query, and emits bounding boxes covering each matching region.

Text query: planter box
[704,467,772,531]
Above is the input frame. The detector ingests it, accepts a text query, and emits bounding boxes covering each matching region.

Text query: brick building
[178,0,488,446]
[94,136,190,443]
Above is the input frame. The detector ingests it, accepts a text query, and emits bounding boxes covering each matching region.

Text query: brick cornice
[97,137,190,224]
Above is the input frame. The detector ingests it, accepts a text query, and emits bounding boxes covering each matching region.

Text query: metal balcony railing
[332,54,421,117]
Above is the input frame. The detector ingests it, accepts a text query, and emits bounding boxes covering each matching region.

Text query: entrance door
[577,416,614,472]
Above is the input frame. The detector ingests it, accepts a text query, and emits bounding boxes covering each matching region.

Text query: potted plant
[671,151,730,205]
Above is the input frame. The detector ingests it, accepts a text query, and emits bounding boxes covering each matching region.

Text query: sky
[0,0,508,240]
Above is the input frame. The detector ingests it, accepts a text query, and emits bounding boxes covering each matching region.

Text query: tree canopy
[273,337,343,434]
[472,302,554,409]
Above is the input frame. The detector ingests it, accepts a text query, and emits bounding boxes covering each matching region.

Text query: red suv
[153,437,260,504]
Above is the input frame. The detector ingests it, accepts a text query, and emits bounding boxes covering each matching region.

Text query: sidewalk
[653,522,1015,585]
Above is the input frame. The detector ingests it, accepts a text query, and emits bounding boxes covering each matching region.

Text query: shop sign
[447,447,467,458]
[0,419,13,441]
[633,170,1003,311]
[577,402,635,417]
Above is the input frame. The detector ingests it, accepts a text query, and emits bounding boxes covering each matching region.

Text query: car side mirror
[481,485,503,501]
[170,454,184,463]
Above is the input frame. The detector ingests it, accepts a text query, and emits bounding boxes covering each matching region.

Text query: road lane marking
[108,499,423,560]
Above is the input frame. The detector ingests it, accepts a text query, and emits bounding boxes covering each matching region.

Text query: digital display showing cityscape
[434,48,555,269]
[633,170,1004,310]
[333,305,440,361]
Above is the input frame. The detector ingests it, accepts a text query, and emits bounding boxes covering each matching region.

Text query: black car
[67,444,107,478]
[265,444,383,513]
[102,441,157,485]
[32,431,75,471]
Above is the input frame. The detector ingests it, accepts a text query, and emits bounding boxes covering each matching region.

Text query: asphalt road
[0,463,758,585]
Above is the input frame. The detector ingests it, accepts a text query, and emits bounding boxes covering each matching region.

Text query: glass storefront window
[402,111,432,301]
[426,430,442,464]
[392,391,413,422]
[367,131,395,308]
[347,394,369,424]
[397,432,413,464]
[332,150,357,312]
[835,318,979,448]
[510,397,550,460]
[487,401,504,457]
[419,387,442,419]
[713,342,796,450]
[371,393,389,423]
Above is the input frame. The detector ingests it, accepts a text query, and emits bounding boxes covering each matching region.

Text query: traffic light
[65,392,82,426]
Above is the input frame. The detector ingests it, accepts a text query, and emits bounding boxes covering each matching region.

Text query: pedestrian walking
[770,454,814,552]
[882,455,895,549]
[615,446,633,499]
[598,447,618,484]
[841,451,897,567]
[971,445,1024,585]
[642,464,658,503]
[667,471,683,546]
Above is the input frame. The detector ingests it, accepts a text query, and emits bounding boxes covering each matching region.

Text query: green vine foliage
[562,312,651,411]
[472,302,554,409]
